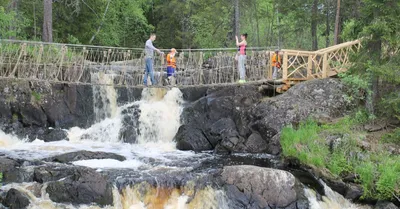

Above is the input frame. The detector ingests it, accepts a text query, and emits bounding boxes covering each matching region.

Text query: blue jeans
[144,58,156,85]
[272,66,279,79]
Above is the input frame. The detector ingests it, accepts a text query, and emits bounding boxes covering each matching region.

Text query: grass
[31,91,41,101]
[281,110,400,200]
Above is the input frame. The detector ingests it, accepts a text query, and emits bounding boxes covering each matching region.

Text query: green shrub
[382,128,400,144]
[281,114,400,201]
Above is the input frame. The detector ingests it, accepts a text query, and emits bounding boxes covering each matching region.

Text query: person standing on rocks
[236,33,248,83]
[144,33,164,86]
[272,50,281,80]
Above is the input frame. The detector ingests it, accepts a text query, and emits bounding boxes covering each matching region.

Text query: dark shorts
[167,66,175,77]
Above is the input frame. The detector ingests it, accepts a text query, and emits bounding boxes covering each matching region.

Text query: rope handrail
[0,39,276,52]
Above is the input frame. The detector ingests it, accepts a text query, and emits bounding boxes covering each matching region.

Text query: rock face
[46,167,113,206]
[175,85,262,152]
[0,81,95,140]
[2,188,30,209]
[221,165,299,208]
[175,78,349,155]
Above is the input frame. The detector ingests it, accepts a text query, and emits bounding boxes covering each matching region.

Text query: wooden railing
[273,40,361,82]
[0,38,360,88]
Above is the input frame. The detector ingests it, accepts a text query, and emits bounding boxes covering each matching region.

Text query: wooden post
[322,52,328,78]
[199,52,203,84]
[282,51,288,80]
[307,55,313,78]
[268,51,273,79]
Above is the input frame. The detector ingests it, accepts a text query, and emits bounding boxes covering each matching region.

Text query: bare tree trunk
[234,0,240,36]
[311,0,319,50]
[334,0,341,45]
[9,0,19,39]
[43,0,53,42]
[253,0,260,47]
[89,0,111,44]
[325,0,330,47]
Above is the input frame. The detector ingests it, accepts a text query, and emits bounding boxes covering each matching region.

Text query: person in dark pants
[144,33,164,86]
[166,48,177,85]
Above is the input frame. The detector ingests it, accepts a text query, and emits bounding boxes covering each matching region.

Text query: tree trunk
[9,0,19,39]
[311,0,319,50]
[43,0,53,42]
[234,0,240,36]
[89,0,111,44]
[253,0,260,47]
[334,0,340,45]
[325,0,330,47]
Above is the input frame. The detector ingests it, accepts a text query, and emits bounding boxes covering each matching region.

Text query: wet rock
[175,125,212,151]
[0,81,95,131]
[374,201,399,209]
[43,150,126,163]
[325,178,363,201]
[118,104,140,143]
[40,128,68,142]
[206,118,238,147]
[221,165,298,208]
[46,167,113,206]
[2,167,35,184]
[176,85,261,152]
[2,188,30,209]
[34,166,78,183]
[0,157,20,172]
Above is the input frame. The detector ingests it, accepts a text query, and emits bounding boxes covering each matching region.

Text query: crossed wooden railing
[0,39,360,89]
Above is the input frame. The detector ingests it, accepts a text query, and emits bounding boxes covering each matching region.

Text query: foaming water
[0,130,26,148]
[305,181,371,209]
[92,73,118,122]
[137,88,183,144]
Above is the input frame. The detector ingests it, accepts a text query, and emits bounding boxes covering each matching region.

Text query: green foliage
[281,113,400,200]
[379,93,400,120]
[0,172,2,183]
[338,71,371,105]
[382,128,400,144]
[31,91,41,101]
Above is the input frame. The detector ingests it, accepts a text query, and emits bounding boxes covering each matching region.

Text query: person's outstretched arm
[235,36,246,47]
[146,40,163,54]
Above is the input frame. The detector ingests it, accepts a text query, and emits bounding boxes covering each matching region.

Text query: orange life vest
[167,53,176,68]
[272,53,281,68]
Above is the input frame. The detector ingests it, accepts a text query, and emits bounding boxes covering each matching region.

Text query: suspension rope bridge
[0,39,361,92]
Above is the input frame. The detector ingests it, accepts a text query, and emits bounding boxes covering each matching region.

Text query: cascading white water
[304,181,371,209]
[0,82,374,209]
[136,88,183,144]
[91,72,118,122]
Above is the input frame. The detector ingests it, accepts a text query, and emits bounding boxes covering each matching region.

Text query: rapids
[0,77,371,209]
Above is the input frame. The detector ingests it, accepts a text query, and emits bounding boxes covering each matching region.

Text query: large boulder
[221,165,299,208]
[175,125,213,151]
[249,78,349,155]
[46,167,113,206]
[176,85,261,152]
[2,188,30,209]
[118,104,140,144]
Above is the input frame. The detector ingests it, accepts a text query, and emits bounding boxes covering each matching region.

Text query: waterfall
[67,87,183,147]
[304,181,371,209]
[92,72,118,122]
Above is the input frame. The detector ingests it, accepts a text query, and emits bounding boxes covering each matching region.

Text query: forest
[0,0,387,50]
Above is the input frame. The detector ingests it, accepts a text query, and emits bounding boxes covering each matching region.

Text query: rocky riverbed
[0,78,396,208]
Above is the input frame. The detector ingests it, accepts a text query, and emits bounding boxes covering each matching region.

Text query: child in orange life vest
[166,48,177,85]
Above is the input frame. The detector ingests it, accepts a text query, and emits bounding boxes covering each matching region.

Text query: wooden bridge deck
[0,39,360,92]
